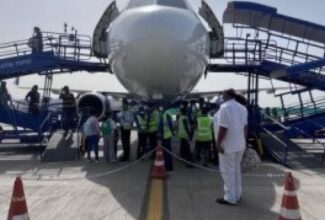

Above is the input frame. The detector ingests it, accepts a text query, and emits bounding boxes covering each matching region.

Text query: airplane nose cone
[108,6,209,101]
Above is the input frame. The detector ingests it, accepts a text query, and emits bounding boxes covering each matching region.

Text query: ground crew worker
[197,97,205,118]
[59,86,76,131]
[193,98,206,161]
[160,108,174,171]
[147,104,159,157]
[25,85,40,115]
[188,100,198,129]
[178,105,193,168]
[195,105,213,167]
[135,107,147,159]
[119,103,134,161]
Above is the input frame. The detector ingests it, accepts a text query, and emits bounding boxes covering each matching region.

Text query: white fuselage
[107,1,210,102]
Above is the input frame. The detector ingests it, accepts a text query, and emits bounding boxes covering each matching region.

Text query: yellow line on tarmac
[145,179,163,220]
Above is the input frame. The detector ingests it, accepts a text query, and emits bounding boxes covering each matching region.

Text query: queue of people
[79,88,246,173]
[3,84,248,206]
[53,88,248,207]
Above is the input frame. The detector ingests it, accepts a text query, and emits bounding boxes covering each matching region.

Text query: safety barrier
[0,145,289,182]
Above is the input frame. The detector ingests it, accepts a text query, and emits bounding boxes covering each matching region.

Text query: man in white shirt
[213,89,248,205]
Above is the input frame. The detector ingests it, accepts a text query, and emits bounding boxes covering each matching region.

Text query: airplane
[3,0,292,119]
[91,0,225,104]
[7,0,223,118]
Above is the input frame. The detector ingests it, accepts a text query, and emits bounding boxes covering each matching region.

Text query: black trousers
[148,131,157,157]
[180,138,193,162]
[196,141,211,165]
[62,108,76,131]
[162,138,173,171]
[137,132,147,158]
[194,141,201,161]
[121,128,131,160]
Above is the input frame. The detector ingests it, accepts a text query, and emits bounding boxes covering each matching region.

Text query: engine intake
[77,92,107,118]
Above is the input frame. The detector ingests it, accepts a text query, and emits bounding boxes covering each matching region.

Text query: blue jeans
[87,135,99,160]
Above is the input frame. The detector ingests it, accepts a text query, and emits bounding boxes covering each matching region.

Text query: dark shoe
[216,198,236,206]
[185,164,194,168]
[120,158,129,162]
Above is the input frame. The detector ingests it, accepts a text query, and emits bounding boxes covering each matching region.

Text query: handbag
[241,147,261,171]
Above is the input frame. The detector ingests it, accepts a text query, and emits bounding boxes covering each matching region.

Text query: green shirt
[100,120,112,136]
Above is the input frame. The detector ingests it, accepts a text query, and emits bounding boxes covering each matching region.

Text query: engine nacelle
[77,92,108,118]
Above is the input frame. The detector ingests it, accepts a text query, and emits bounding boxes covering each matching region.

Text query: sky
[0,0,324,107]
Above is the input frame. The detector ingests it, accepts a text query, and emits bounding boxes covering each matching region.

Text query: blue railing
[0,32,93,61]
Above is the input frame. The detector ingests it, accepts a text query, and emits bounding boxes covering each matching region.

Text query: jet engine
[77,92,108,118]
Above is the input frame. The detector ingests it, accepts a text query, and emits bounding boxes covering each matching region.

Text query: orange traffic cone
[278,172,302,220]
[7,177,30,220]
[151,146,168,179]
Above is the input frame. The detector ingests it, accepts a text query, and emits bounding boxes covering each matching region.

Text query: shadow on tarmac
[0,131,151,220]
[0,131,320,220]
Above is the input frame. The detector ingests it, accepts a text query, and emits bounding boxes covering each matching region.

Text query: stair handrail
[38,111,53,135]
[6,99,19,131]
[261,126,289,165]
[0,31,93,61]
[290,124,325,163]
[261,111,290,130]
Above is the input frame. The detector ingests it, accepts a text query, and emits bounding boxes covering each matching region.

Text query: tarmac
[0,132,325,220]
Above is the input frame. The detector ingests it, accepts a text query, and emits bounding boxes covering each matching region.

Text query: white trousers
[219,150,245,204]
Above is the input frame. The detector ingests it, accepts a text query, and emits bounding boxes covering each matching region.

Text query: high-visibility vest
[193,109,203,140]
[137,114,147,133]
[178,115,189,140]
[196,116,212,142]
[163,111,173,139]
[148,110,159,133]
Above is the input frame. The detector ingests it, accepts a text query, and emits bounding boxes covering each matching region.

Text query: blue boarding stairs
[0,31,110,143]
[207,1,325,167]
[0,31,110,79]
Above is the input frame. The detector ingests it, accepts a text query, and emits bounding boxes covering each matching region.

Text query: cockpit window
[128,0,188,9]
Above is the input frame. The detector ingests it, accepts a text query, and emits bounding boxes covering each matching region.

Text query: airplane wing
[187,87,290,99]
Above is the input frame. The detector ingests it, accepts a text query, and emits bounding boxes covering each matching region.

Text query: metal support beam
[287,57,325,73]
